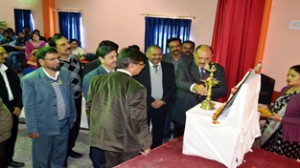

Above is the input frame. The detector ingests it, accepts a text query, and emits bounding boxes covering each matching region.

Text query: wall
[0,0,218,58]
[3,0,298,91]
[55,0,218,53]
[0,0,43,34]
[262,0,300,91]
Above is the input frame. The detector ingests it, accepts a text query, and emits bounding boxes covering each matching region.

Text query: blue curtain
[14,9,33,33]
[145,17,192,53]
[58,12,81,45]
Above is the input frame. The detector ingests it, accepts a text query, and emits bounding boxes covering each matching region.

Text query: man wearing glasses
[86,48,151,168]
[21,46,76,167]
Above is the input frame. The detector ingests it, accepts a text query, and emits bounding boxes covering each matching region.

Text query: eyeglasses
[44,57,60,61]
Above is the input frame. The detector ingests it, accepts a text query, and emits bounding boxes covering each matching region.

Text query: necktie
[153,65,158,72]
[199,68,204,79]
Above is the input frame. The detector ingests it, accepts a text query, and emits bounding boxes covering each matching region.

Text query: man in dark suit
[83,41,118,168]
[173,45,228,137]
[22,46,77,168]
[162,37,193,71]
[162,38,193,142]
[82,40,119,76]
[0,46,24,167]
[86,48,152,168]
[82,41,118,99]
[135,45,175,148]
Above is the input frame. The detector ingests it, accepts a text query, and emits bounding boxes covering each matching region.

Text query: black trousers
[6,114,19,164]
[0,140,8,168]
[173,121,185,138]
[68,96,82,150]
[148,105,168,149]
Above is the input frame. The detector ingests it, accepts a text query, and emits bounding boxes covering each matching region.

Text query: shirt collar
[101,65,115,73]
[0,63,8,72]
[41,67,60,80]
[148,61,161,68]
[117,69,132,77]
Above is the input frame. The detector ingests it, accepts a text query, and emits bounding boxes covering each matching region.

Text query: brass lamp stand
[200,65,217,110]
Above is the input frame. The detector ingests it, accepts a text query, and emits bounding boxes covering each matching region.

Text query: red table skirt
[116,137,300,168]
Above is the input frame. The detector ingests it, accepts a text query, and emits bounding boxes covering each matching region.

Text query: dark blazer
[173,61,228,125]
[82,65,108,99]
[21,68,77,135]
[0,67,22,112]
[82,59,100,76]
[162,52,193,69]
[135,61,176,107]
[86,71,152,153]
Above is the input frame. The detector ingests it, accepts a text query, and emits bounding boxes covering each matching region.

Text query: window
[145,17,192,53]
[58,12,82,46]
[14,9,34,33]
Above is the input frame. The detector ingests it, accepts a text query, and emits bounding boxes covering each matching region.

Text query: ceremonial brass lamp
[200,64,219,110]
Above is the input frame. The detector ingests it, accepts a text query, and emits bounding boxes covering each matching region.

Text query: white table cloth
[183,74,261,168]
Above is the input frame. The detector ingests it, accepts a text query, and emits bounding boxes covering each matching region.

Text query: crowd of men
[0,26,229,168]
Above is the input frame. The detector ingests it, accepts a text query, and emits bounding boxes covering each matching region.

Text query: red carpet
[117,137,300,168]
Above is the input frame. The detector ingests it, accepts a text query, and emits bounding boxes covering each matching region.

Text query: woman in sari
[260,65,300,160]
[25,32,46,68]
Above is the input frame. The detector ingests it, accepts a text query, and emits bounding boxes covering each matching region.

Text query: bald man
[172,45,228,137]
[0,46,24,167]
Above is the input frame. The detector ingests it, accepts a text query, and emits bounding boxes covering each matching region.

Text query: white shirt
[0,64,14,101]
[41,68,60,80]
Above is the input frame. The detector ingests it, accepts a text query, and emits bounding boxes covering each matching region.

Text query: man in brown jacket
[0,97,13,168]
[86,48,152,168]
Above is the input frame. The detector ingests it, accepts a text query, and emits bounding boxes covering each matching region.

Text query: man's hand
[13,107,22,117]
[151,100,166,109]
[29,132,40,139]
[140,148,151,156]
[192,84,207,96]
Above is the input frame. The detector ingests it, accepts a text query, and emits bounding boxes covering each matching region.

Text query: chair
[258,74,275,105]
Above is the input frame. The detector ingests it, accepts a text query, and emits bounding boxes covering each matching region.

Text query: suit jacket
[82,65,108,99]
[82,59,101,76]
[21,68,76,136]
[86,71,152,153]
[162,52,193,69]
[0,67,22,112]
[173,61,228,125]
[134,61,176,110]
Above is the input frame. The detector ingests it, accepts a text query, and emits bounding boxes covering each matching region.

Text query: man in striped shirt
[21,46,76,168]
